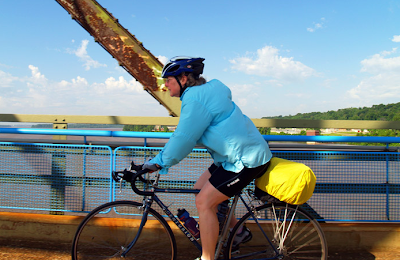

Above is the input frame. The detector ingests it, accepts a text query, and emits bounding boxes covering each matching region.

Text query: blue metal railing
[0,128,172,145]
[0,128,172,138]
[0,128,399,222]
[2,127,400,144]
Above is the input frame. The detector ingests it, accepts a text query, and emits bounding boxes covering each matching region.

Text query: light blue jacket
[150,79,272,174]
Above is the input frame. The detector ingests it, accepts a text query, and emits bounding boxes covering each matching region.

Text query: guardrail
[2,127,400,145]
[2,113,400,130]
[0,128,399,222]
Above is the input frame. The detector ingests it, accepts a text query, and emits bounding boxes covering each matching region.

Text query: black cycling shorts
[208,161,270,198]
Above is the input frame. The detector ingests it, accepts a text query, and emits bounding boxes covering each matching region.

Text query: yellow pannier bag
[255,157,316,205]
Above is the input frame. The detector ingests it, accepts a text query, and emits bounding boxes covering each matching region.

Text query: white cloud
[93,76,143,94]
[380,48,398,56]
[307,18,325,33]
[0,69,19,88]
[229,45,317,81]
[360,48,400,74]
[70,40,107,71]
[157,55,168,65]
[71,76,88,87]
[229,83,262,115]
[347,48,400,103]
[348,73,400,100]
[0,65,167,116]
[28,65,47,83]
[392,35,400,42]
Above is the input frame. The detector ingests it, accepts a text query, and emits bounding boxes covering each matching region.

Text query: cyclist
[143,56,272,260]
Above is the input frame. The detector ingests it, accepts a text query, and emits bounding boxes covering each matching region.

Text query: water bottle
[177,208,200,239]
[216,200,229,233]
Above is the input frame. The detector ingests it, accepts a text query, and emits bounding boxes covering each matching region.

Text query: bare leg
[195,169,238,229]
[194,169,211,190]
[196,181,229,260]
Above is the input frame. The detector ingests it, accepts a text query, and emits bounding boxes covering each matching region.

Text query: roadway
[1,212,400,260]
[0,239,399,260]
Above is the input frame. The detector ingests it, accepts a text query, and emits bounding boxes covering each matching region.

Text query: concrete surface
[1,212,400,259]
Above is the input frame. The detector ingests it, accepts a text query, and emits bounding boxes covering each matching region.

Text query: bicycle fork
[120,199,153,257]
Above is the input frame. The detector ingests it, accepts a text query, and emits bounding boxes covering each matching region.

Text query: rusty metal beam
[55,0,181,116]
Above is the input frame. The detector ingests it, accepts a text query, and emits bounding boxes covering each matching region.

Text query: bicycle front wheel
[72,200,177,260]
[226,203,327,260]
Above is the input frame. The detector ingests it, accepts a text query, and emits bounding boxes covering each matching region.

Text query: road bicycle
[71,161,328,259]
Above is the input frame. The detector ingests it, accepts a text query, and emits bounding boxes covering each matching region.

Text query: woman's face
[165,76,187,97]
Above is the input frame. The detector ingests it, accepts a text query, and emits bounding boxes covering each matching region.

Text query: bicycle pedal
[231,248,240,255]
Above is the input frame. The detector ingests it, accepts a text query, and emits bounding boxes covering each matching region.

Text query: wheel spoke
[227,203,327,260]
[72,201,176,260]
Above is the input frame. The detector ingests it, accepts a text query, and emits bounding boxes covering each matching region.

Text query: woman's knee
[195,182,228,211]
[195,192,209,211]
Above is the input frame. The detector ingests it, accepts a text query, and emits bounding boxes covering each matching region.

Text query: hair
[179,72,207,87]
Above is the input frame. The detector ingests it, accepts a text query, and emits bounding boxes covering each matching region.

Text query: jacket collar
[180,87,190,101]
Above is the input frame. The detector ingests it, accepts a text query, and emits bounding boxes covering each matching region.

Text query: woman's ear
[180,75,188,85]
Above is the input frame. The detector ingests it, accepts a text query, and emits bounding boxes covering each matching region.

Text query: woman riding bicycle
[143,56,272,260]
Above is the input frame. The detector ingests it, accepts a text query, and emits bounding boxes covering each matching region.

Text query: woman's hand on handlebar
[142,160,161,172]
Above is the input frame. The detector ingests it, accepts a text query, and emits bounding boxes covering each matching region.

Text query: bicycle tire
[225,203,327,260]
[71,200,177,260]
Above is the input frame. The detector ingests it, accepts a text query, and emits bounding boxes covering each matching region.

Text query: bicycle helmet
[161,56,205,78]
[162,56,205,96]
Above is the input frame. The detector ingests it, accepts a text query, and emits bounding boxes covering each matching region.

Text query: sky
[1,0,400,119]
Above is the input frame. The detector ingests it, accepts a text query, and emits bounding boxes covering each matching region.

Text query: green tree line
[123,125,171,132]
[263,102,400,121]
[263,102,400,141]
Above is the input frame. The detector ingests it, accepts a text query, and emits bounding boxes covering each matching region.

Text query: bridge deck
[1,212,400,260]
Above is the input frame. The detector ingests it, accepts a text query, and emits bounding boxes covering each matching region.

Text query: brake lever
[130,161,143,172]
[119,178,123,193]
[112,171,122,182]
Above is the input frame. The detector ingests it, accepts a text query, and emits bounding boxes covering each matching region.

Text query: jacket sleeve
[150,99,213,173]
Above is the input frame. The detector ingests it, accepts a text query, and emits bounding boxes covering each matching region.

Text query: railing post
[81,148,88,212]
[385,143,390,220]
[50,152,66,215]
[53,122,67,140]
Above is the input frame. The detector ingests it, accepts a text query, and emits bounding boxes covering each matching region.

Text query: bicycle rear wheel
[72,200,177,260]
[225,203,327,260]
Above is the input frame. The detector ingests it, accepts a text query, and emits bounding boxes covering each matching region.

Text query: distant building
[270,128,304,135]
[306,130,320,136]
[154,125,176,132]
[320,128,337,134]
[167,126,177,131]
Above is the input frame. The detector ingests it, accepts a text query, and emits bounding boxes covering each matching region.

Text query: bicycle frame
[153,191,202,250]
[115,168,282,260]
[134,188,281,260]
[236,194,281,259]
